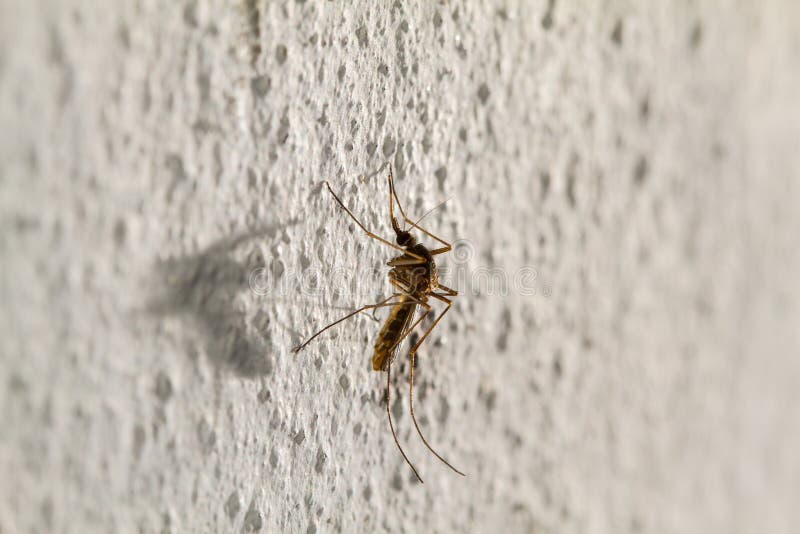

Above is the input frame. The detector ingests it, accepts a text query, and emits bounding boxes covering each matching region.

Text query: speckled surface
[2,1,799,533]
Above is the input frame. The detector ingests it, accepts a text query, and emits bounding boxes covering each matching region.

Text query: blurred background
[1,1,798,533]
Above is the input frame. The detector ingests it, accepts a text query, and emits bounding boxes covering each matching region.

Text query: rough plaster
[1,1,799,533]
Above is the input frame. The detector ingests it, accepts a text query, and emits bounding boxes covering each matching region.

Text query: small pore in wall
[611,18,623,46]
[689,20,703,50]
[541,0,556,30]
[633,155,648,185]
[276,44,287,64]
[496,306,512,352]
[356,25,369,48]
[435,166,447,191]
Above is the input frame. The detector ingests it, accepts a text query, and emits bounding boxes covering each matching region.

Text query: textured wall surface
[2,1,799,533]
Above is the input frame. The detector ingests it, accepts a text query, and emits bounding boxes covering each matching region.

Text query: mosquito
[291,164,464,483]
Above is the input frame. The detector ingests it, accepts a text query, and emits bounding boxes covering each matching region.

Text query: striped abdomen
[372,296,416,371]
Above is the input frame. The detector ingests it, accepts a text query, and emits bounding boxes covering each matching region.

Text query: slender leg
[386,363,423,483]
[409,293,454,357]
[435,283,459,297]
[403,214,452,255]
[387,163,409,222]
[388,168,452,252]
[371,276,425,321]
[292,294,414,353]
[324,181,424,262]
[387,257,426,267]
[385,164,456,256]
[407,295,465,476]
[378,287,454,340]
[379,279,433,352]
[385,163,455,254]
[388,164,399,227]
[387,304,430,354]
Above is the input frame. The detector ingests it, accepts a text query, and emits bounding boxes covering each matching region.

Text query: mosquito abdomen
[372,297,416,371]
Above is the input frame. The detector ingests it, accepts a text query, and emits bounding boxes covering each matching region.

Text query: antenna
[412,195,452,228]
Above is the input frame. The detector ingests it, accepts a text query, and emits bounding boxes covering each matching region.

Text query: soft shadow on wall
[147,226,290,379]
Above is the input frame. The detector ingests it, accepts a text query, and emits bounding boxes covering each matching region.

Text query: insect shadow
[148,226,288,378]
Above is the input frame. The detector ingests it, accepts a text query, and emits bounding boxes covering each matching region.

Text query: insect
[292,164,464,483]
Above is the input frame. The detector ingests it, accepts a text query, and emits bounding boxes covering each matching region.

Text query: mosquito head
[397,231,416,246]
[392,217,416,246]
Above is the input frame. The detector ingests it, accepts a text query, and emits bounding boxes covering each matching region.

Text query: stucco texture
[1,1,799,533]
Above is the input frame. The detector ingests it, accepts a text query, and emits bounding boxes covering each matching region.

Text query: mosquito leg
[435,283,459,296]
[370,276,418,321]
[387,163,410,222]
[387,304,430,353]
[402,215,453,255]
[384,163,454,254]
[407,296,465,476]
[291,294,413,353]
[373,292,458,348]
[324,181,424,262]
[386,257,426,267]
[378,279,431,350]
[388,164,398,225]
[412,293,455,348]
[387,363,423,483]
[389,172,451,252]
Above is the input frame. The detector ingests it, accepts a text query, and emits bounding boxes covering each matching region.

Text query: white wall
[2,1,799,532]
